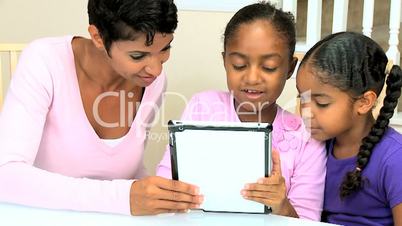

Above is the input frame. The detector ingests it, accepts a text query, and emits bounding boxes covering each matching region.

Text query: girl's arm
[242,150,299,218]
[286,137,327,221]
[383,147,402,225]
[393,203,402,226]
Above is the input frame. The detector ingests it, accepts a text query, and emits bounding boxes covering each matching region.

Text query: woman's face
[108,33,173,87]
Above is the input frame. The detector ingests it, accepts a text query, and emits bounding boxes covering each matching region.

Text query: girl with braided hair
[296,31,402,225]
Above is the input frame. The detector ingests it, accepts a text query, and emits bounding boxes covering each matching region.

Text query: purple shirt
[156,91,327,221]
[324,127,402,226]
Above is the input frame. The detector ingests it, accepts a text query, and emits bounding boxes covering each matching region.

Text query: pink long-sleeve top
[156,91,327,221]
[0,36,166,215]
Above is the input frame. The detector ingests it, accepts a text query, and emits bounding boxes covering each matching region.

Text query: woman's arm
[0,40,134,215]
[0,40,203,215]
[0,163,134,214]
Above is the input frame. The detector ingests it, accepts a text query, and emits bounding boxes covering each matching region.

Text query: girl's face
[108,32,173,87]
[223,20,297,119]
[296,63,358,141]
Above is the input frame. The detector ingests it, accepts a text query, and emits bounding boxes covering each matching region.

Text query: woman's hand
[241,149,298,217]
[129,176,203,215]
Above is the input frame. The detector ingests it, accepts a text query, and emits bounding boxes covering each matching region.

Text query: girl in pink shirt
[157,2,326,220]
[0,0,202,215]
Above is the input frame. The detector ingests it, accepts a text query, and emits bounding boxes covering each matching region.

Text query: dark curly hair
[300,32,402,198]
[223,1,296,59]
[87,0,178,53]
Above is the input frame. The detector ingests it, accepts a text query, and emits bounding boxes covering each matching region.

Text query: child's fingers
[243,196,274,207]
[257,175,283,185]
[271,149,282,176]
[241,189,275,199]
[244,183,279,192]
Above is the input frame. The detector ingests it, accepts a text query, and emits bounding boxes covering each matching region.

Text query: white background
[175,0,281,12]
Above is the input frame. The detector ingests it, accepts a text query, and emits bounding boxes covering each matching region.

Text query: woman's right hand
[129,176,203,215]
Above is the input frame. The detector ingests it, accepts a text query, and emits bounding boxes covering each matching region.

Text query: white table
[0,202,337,226]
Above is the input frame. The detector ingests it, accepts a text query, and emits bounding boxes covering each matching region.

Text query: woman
[0,0,203,215]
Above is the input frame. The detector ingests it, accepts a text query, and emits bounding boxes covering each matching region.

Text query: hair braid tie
[384,60,394,75]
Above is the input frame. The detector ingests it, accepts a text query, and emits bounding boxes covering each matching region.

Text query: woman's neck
[73,37,126,91]
[333,114,376,159]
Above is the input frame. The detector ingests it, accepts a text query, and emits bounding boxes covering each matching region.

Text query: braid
[299,32,402,199]
[340,65,402,198]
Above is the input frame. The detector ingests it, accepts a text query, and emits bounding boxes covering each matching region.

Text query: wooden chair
[0,44,26,110]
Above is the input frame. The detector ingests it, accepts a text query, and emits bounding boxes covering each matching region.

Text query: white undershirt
[101,135,127,148]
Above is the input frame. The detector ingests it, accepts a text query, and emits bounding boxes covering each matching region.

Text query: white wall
[0,0,89,42]
[175,0,282,12]
[0,0,298,175]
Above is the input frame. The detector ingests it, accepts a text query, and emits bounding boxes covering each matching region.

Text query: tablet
[168,120,272,214]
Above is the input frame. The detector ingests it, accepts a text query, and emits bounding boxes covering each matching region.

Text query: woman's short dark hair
[88,0,178,53]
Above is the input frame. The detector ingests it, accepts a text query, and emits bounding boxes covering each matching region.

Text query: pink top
[156,91,327,221]
[0,36,166,215]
